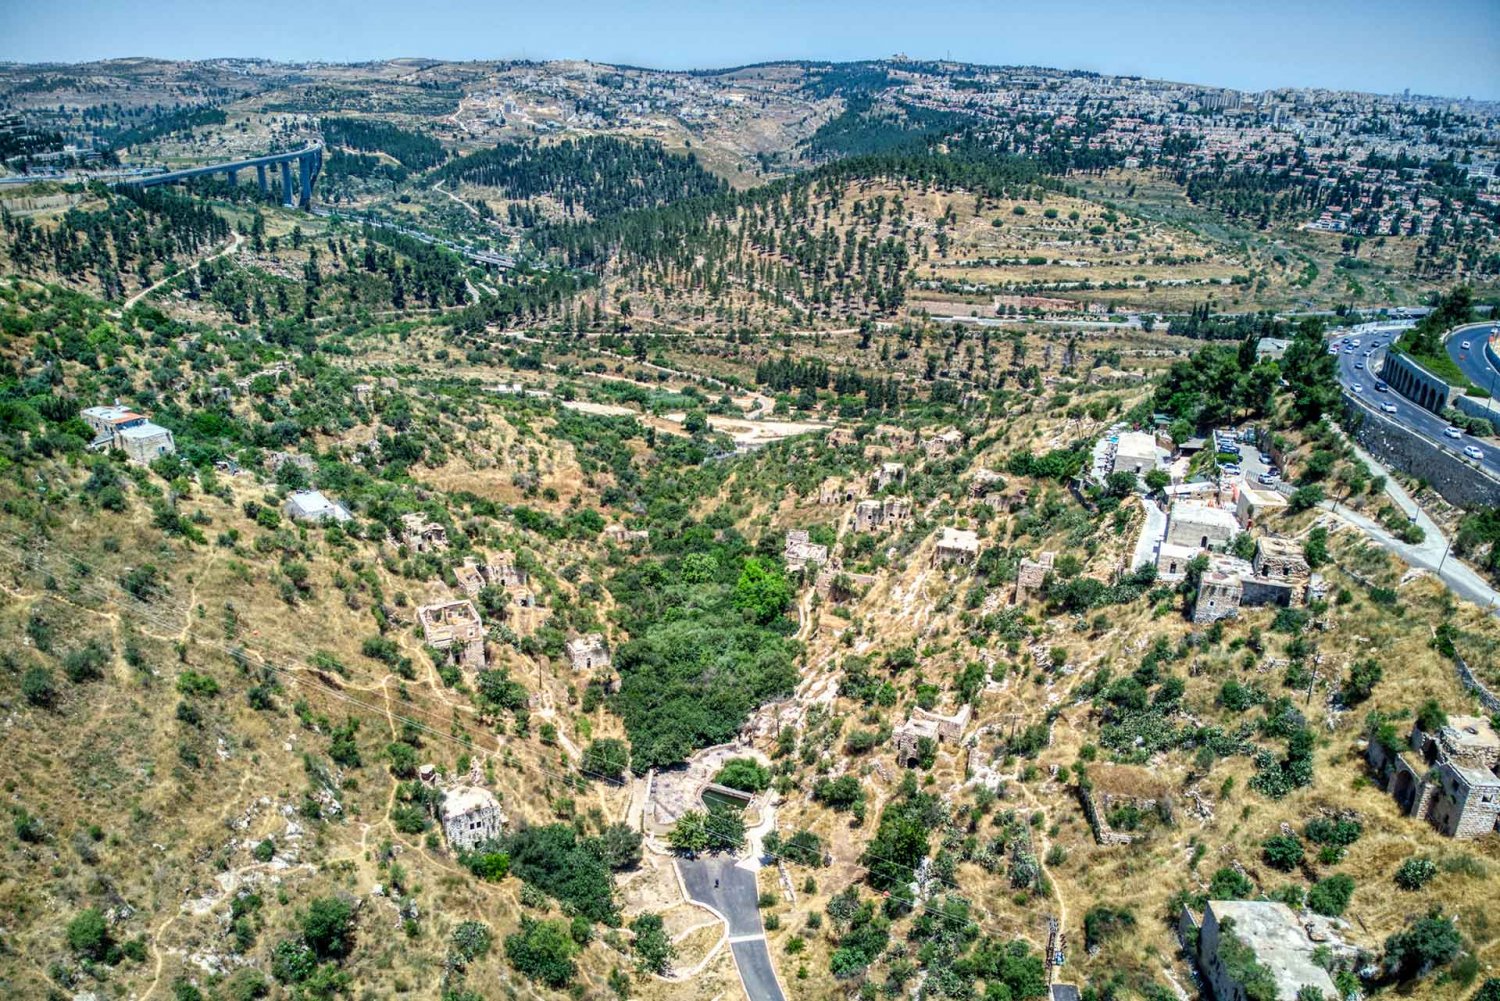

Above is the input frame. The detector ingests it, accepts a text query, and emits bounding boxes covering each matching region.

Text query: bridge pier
[226,167,239,188]
[280,161,295,207]
[299,153,313,209]
[256,164,268,196]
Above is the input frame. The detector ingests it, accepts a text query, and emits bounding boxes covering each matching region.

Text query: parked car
[1355,362,1364,370]
[1380,402,1399,414]
[1444,426,1464,439]
[1351,384,1363,393]
[1258,452,1272,464]
[1460,340,1471,350]
[1464,445,1484,461]
[1221,464,1242,476]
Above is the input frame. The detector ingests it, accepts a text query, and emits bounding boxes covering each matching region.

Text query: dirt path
[124,232,243,310]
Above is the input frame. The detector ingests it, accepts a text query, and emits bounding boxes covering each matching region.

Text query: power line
[0,532,1040,933]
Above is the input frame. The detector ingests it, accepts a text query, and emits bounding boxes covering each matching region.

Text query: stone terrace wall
[1344,395,1500,509]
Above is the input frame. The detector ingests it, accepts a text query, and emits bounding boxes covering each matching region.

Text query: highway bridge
[117,142,323,210]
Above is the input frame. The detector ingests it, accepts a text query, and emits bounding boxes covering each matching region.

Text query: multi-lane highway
[1331,322,1500,479]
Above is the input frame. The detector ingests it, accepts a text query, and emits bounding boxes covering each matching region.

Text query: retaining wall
[1379,351,1454,414]
[1343,394,1500,509]
[1455,653,1500,714]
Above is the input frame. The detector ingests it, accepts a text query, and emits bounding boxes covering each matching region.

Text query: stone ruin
[932,527,981,567]
[397,512,449,554]
[893,704,972,767]
[565,633,612,673]
[784,529,829,571]
[1368,714,1500,840]
[417,600,486,671]
[1015,551,1055,603]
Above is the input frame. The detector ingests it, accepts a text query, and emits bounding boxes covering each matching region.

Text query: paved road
[1132,496,1167,572]
[1445,321,1500,400]
[1332,323,1500,478]
[677,855,785,1001]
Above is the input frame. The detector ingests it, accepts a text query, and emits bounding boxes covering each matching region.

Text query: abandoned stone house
[283,489,352,524]
[873,461,907,491]
[440,785,505,852]
[969,468,1005,498]
[854,496,911,533]
[814,557,877,601]
[1165,501,1240,551]
[1367,714,1500,840]
[1252,536,1311,602]
[1192,551,1304,625]
[566,633,611,672]
[453,552,527,597]
[418,600,486,671]
[784,529,829,571]
[602,523,650,544]
[1183,900,1351,1001]
[819,478,859,506]
[922,428,964,459]
[826,427,858,448]
[81,404,177,464]
[932,526,981,567]
[893,704,971,767]
[873,424,918,452]
[1077,764,1170,846]
[398,512,449,553]
[1015,551,1055,603]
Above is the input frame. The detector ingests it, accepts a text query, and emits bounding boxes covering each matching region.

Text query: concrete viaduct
[118,142,323,210]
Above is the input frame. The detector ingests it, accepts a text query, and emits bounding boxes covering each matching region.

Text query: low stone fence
[1455,652,1500,714]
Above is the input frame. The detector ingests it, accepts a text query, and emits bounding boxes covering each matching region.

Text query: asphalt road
[1446,322,1500,400]
[677,855,786,1001]
[1331,323,1500,479]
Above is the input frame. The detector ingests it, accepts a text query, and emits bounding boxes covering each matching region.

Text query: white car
[1355,362,1364,370]
[1380,402,1399,414]
[1351,384,1363,393]
[1464,445,1484,461]
[1444,426,1464,439]
[1460,340,1471,350]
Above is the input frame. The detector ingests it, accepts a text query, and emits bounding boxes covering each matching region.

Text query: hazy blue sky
[3,0,1498,99]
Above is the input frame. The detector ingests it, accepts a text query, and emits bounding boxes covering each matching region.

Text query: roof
[1239,485,1288,507]
[117,421,172,440]
[285,489,352,521]
[1169,501,1240,532]
[1050,987,1082,1001]
[1205,900,1340,1001]
[1116,430,1158,455]
[440,785,499,821]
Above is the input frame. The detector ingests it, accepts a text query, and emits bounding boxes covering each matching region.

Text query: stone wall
[1379,351,1453,414]
[1343,395,1500,509]
[1455,652,1500,713]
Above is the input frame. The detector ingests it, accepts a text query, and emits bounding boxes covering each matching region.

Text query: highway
[1331,323,1500,479]
[1446,321,1500,401]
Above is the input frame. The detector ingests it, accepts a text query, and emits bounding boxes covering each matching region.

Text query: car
[1258,472,1278,484]
[1380,402,1399,414]
[1461,340,1471,350]
[1464,445,1484,461]
[1258,452,1272,464]
[1351,339,1361,347]
[1444,426,1464,439]
[1351,384,1363,393]
[1355,362,1364,370]
[1375,380,1388,392]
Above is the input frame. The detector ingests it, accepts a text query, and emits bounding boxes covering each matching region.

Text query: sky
[2,0,1498,100]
